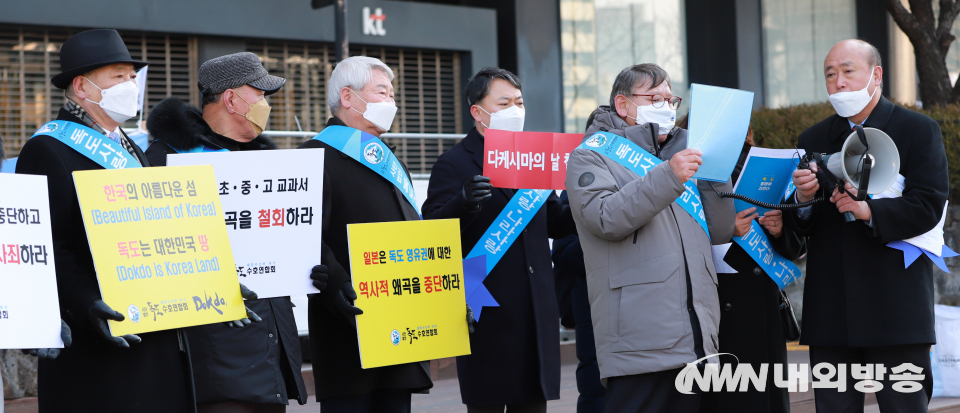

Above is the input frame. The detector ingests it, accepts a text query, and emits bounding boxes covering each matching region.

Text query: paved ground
[289,362,580,412]
[8,347,960,413]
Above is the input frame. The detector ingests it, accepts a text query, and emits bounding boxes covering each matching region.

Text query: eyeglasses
[632,94,682,110]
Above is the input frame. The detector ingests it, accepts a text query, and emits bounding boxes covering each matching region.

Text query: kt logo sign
[363,7,386,36]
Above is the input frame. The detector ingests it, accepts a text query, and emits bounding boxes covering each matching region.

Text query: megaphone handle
[843,211,857,222]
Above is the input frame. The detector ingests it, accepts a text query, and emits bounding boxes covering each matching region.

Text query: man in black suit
[15,29,197,412]
[297,56,432,412]
[422,67,575,413]
[786,39,949,412]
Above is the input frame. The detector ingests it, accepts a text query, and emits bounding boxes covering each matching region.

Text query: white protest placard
[0,173,64,349]
[168,149,324,298]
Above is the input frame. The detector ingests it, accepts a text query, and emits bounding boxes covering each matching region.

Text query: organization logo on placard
[390,329,401,346]
[363,7,386,36]
[36,123,59,134]
[364,142,385,164]
[585,133,607,148]
[128,305,141,323]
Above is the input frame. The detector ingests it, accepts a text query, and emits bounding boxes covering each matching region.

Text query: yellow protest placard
[347,219,471,368]
[73,165,246,336]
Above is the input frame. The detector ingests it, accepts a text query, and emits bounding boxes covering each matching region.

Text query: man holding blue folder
[565,63,735,412]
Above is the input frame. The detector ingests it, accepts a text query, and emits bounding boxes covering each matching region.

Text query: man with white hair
[298,56,432,412]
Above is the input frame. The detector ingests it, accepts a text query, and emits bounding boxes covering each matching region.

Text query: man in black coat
[422,67,575,412]
[552,194,605,413]
[297,56,432,412]
[701,138,803,413]
[15,29,196,412]
[145,52,308,413]
[786,39,949,412]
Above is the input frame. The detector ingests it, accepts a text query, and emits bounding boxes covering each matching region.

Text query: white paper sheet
[904,202,949,256]
[871,174,947,255]
[169,149,325,298]
[0,174,64,349]
[871,174,905,200]
[711,243,737,274]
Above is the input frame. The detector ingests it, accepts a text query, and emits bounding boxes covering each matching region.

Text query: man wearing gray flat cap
[146,52,312,413]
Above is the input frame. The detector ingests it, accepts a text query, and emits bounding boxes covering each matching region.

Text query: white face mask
[84,77,140,123]
[478,104,525,132]
[350,89,397,132]
[626,97,676,135]
[828,67,879,118]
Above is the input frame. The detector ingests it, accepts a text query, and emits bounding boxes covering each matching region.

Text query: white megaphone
[820,126,900,221]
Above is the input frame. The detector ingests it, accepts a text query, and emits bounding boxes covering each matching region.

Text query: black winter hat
[51,29,149,89]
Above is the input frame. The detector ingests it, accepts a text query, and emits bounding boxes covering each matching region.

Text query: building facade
[0,0,505,161]
[2,0,957,152]
[559,0,951,133]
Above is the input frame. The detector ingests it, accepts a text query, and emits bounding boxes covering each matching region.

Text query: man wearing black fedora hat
[16,29,197,413]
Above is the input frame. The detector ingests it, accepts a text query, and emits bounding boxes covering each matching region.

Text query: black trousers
[197,402,285,413]
[320,388,411,413]
[809,344,932,413]
[605,368,702,413]
[467,401,547,413]
[572,274,606,413]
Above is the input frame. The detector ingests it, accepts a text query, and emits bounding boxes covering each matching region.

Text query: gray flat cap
[198,52,285,96]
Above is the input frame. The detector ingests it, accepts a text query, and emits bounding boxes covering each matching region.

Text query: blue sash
[731,221,801,288]
[577,131,709,238]
[463,189,551,321]
[729,154,800,288]
[311,126,419,215]
[32,121,141,169]
[166,142,229,154]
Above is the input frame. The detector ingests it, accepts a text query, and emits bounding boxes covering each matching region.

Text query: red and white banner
[482,130,583,190]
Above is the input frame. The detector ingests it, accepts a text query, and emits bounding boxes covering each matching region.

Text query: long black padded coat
[783,96,949,347]
[297,116,433,400]
[17,107,196,413]
[422,127,576,406]
[700,143,805,413]
[145,97,307,406]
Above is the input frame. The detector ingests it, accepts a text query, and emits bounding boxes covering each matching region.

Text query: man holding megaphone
[786,39,948,412]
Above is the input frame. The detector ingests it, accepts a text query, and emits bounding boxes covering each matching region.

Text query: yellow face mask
[233,90,271,136]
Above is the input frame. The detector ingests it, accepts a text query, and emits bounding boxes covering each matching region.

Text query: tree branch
[910,0,937,34]
[936,0,960,56]
[886,0,923,42]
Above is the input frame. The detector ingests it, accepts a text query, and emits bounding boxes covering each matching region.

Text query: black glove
[88,300,141,348]
[466,304,477,334]
[310,265,329,291]
[332,281,364,320]
[23,319,73,359]
[461,175,493,212]
[226,283,263,328]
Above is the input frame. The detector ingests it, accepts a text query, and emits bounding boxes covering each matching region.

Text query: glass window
[562,0,689,133]
[762,0,857,108]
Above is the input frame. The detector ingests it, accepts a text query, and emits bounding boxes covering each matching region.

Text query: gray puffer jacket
[565,106,735,380]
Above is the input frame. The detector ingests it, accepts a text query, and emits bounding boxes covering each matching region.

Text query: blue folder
[687,84,755,182]
[732,148,803,215]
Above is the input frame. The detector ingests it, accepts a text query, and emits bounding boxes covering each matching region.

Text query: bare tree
[884,0,960,106]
